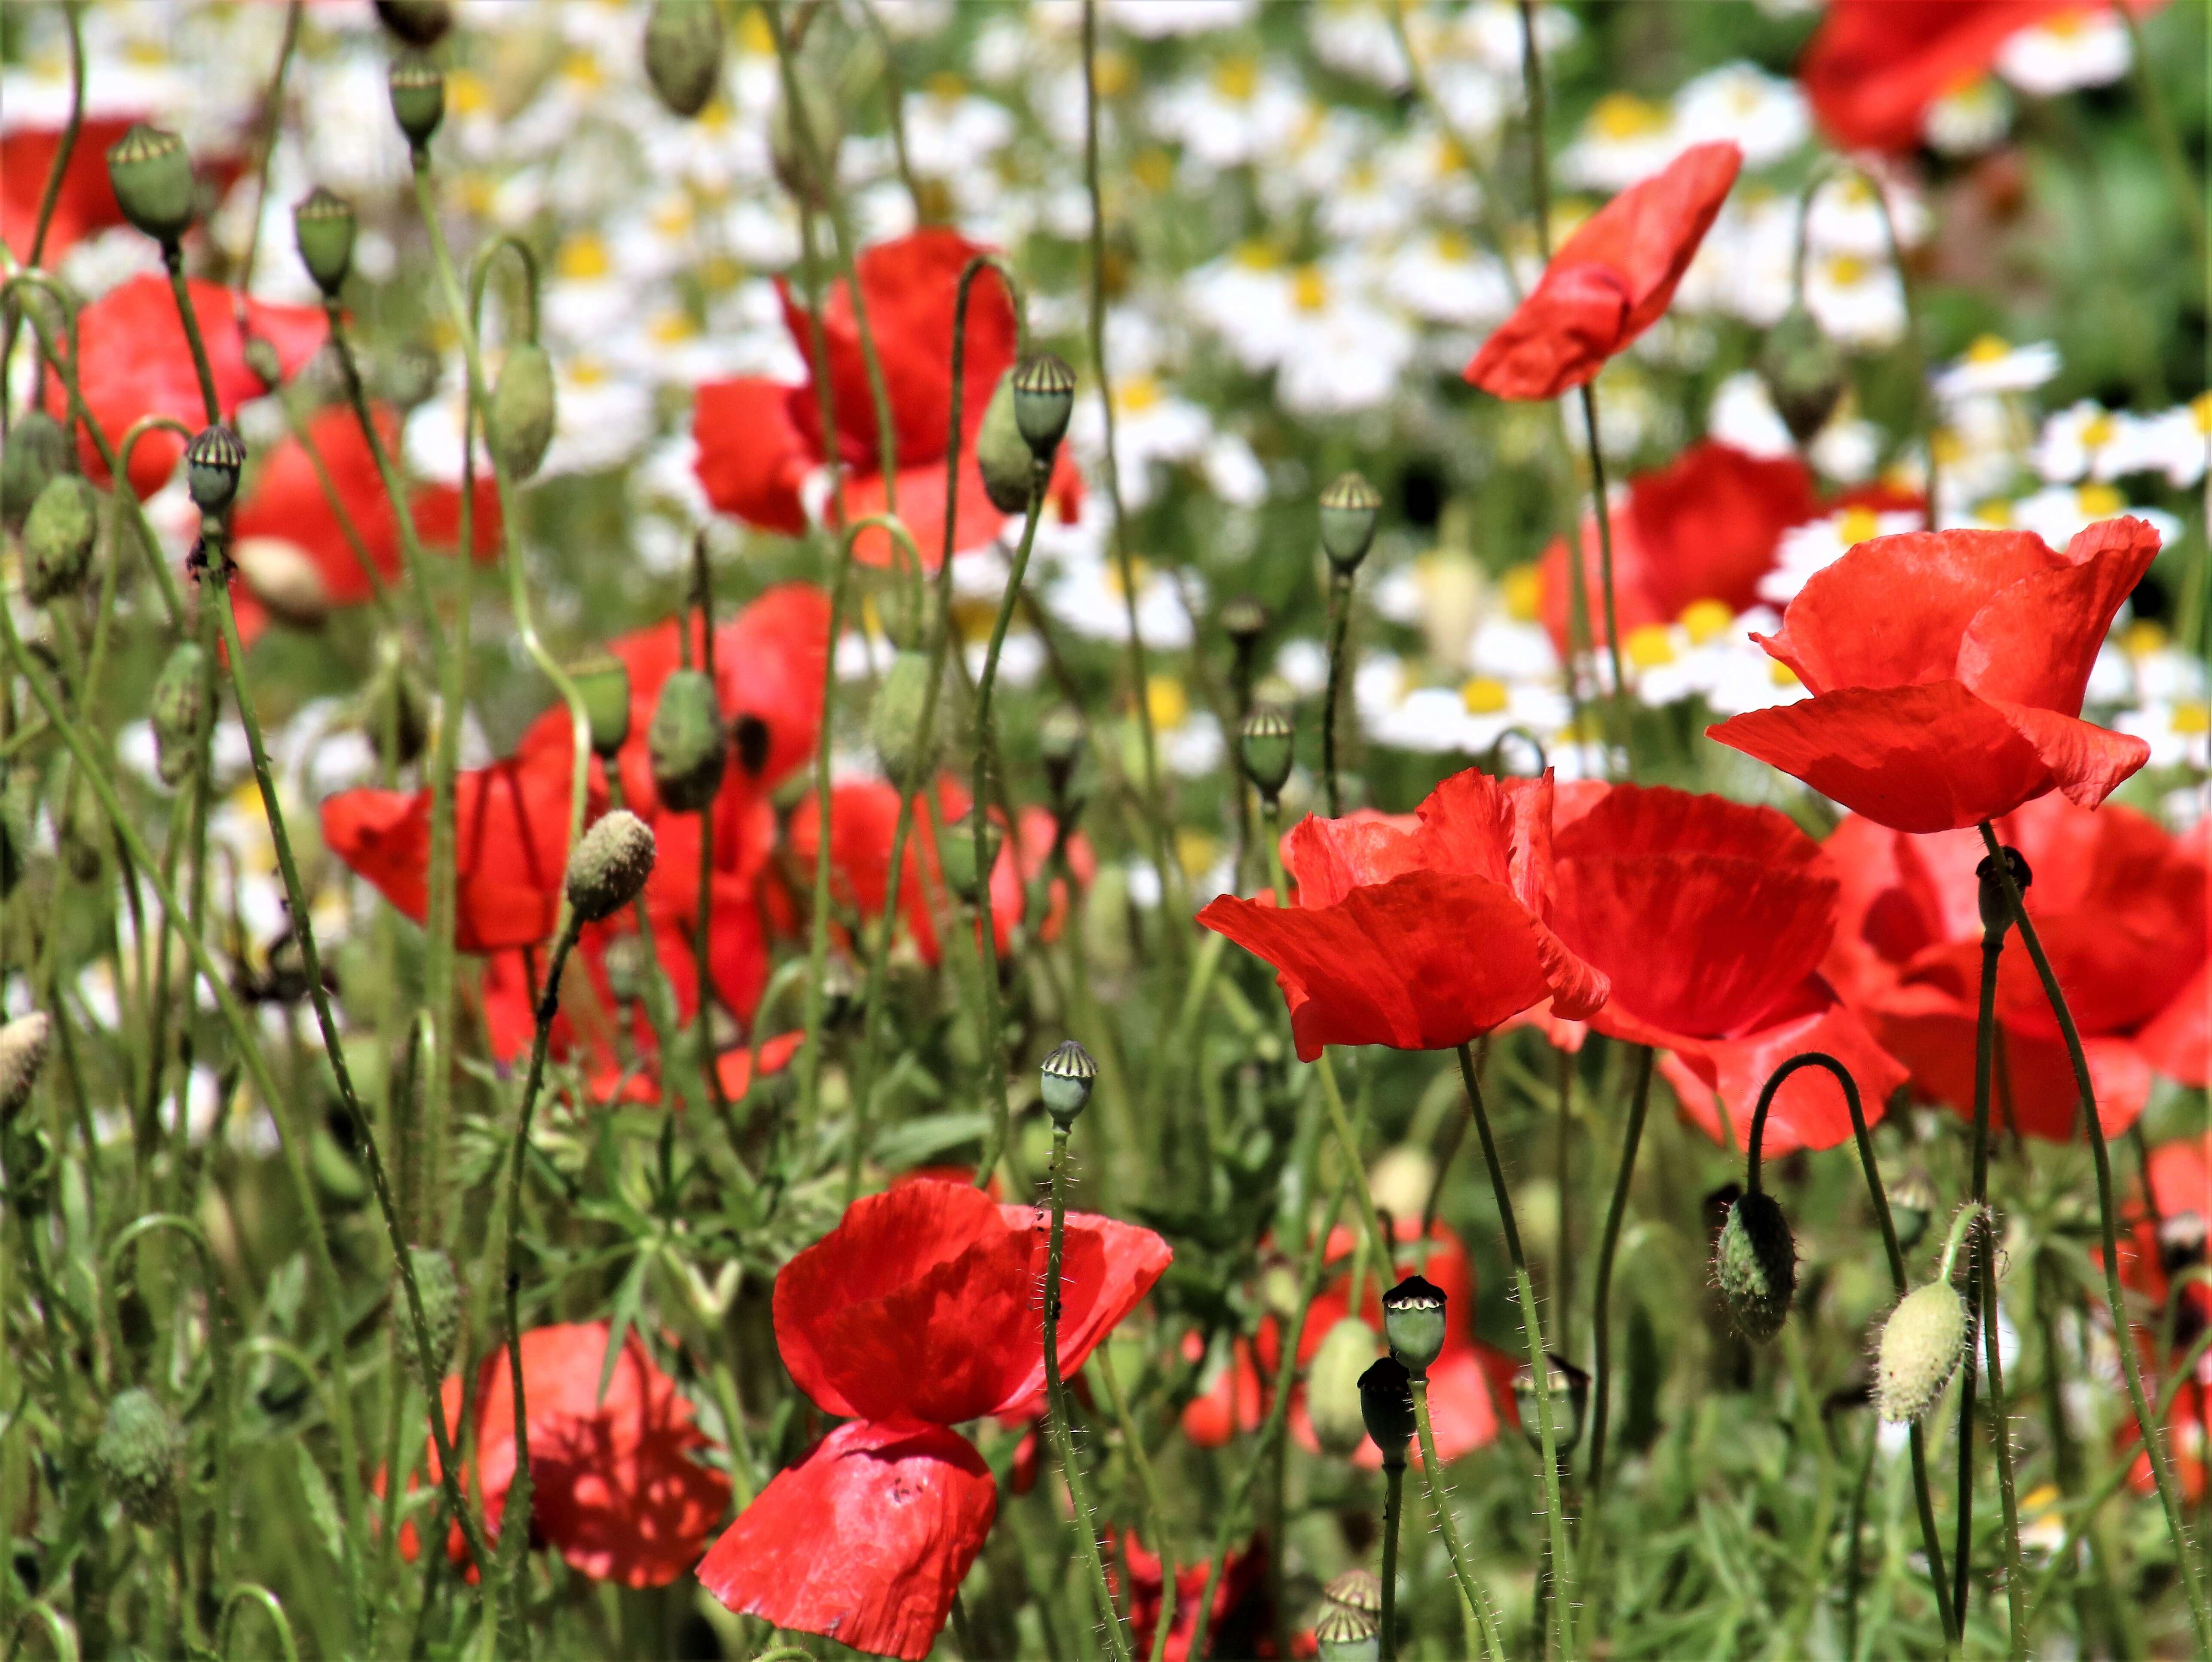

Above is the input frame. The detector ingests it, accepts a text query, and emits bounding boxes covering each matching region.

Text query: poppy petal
[990,1205,1173,1418]
[1661,979,1903,1155]
[1956,518,2162,713]
[693,378,815,536]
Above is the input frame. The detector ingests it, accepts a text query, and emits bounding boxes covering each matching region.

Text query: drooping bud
[388,52,446,150]
[1759,305,1848,447]
[374,0,453,45]
[184,424,247,516]
[231,536,332,630]
[975,372,1035,514]
[105,125,195,244]
[1239,704,1296,805]
[567,654,631,760]
[1512,1351,1590,1453]
[1876,1278,1969,1423]
[1975,845,2031,942]
[1012,352,1077,462]
[1314,1603,1381,1662]
[937,817,998,906]
[393,1246,461,1373]
[0,1013,53,1122]
[489,342,557,482]
[1318,471,1382,573]
[644,0,724,118]
[151,641,210,788]
[566,810,657,923]
[1381,1273,1447,1377]
[23,475,99,602]
[1887,1167,1936,1254]
[768,64,842,204]
[292,187,358,299]
[869,649,938,790]
[1357,1355,1415,1464]
[1038,1039,1097,1129]
[94,1389,184,1525]
[1305,1317,1382,1458]
[649,670,726,813]
[1,412,70,533]
[1714,1189,1797,1342]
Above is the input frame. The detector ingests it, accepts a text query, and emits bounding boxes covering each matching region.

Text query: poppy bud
[23,475,99,603]
[1876,1278,1969,1423]
[1040,706,1085,808]
[1012,352,1078,462]
[292,187,357,299]
[1318,471,1382,573]
[0,1012,52,1123]
[1512,1352,1590,1452]
[1221,594,1268,655]
[1887,1167,1936,1253]
[1324,1568,1383,1619]
[1758,306,1847,447]
[393,1245,461,1373]
[645,0,724,118]
[151,641,210,788]
[869,649,939,789]
[489,342,557,482]
[1,412,70,533]
[1381,1273,1447,1377]
[1715,1190,1796,1342]
[185,424,247,516]
[1239,704,1296,804]
[105,125,195,244]
[769,68,841,204]
[1314,1603,1381,1662]
[1039,1038,1097,1129]
[1306,1317,1382,1458]
[649,670,726,813]
[938,818,998,906]
[94,1389,184,1525]
[232,537,333,630]
[566,809,657,924]
[567,653,631,760]
[374,0,452,45]
[976,373,1035,514]
[1357,1355,1415,1463]
[1975,846,2031,942]
[388,52,446,150]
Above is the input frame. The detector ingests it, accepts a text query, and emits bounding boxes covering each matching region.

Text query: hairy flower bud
[1975,845,2031,942]
[1381,1273,1447,1376]
[975,373,1035,514]
[1715,1190,1796,1342]
[1357,1355,1415,1462]
[393,1246,461,1374]
[388,52,446,149]
[568,654,632,760]
[1759,306,1847,447]
[1877,1279,1969,1423]
[1513,1352,1590,1452]
[1012,352,1077,462]
[0,1013,52,1123]
[23,475,99,602]
[566,810,657,924]
[1306,1318,1382,1458]
[151,641,210,788]
[95,1389,184,1525]
[1239,704,1296,803]
[1318,471,1382,573]
[292,187,358,299]
[649,670,726,813]
[489,342,557,482]
[106,125,195,244]
[2,412,70,533]
[1039,1039,1097,1129]
[185,424,246,515]
[869,649,938,790]
[645,0,724,118]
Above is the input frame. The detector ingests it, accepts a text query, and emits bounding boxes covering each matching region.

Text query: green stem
[0,0,84,414]
[1090,1347,1177,1662]
[1320,571,1352,818]
[1412,1381,1508,1662]
[1585,1043,1652,1502]
[1575,383,1629,743]
[1955,934,2002,1627]
[1380,1458,1403,1662]
[2114,1,2208,272]
[1981,1245,2028,1660]
[158,245,221,423]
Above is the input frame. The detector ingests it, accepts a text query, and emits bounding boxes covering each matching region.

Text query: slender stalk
[158,245,222,422]
[1585,1044,1652,1501]
[2114,1,2208,270]
[1320,571,1352,817]
[1981,1246,2028,1659]
[690,542,725,1117]
[0,0,83,419]
[1555,1040,1576,1357]
[1575,386,1630,734]
[1412,1381,1508,1662]
[1953,937,2002,1623]
[233,0,302,294]
[1843,1418,1877,1660]
[1090,1347,1177,1662]
[1379,1459,1403,1662]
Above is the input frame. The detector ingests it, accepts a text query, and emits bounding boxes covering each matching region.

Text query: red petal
[1956,517,2162,713]
[693,378,815,535]
[1874,986,2152,1141]
[1626,441,1820,618]
[1662,979,1904,1155]
[1464,263,1633,400]
[990,1203,1173,1418]
[1,118,135,260]
[2140,961,2211,1087]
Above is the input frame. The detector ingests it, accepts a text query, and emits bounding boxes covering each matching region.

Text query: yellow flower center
[1291,266,1330,312]
[650,311,699,345]
[1434,230,1471,263]
[738,10,774,53]
[1590,92,1668,140]
[1501,563,1543,623]
[558,234,611,282]
[1624,624,1676,670]
[1146,675,1189,731]
[561,50,603,89]
[1964,334,2011,364]
[1838,506,1882,546]
[1930,428,1965,466]
[1177,828,1220,879]
[1095,49,1133,98]
[1973,499,2014,527]
[1771,659,1801,686]
[925,71,966,102]
[1678,598,1734,645]
[568,357,607,388]
[1117,375,1161,414]
[1235,240,1280,271]
[2080,411,2117,450]
[2192,391,2212,435]
[1461,676,1510,715]
[1134,148,1175,192]
[2075,482,2123,517]
[447,69,491,117]
[1211,55,1259,102]
[1826,254,1870,288]
[2173,702,2211,736]
[2122,619,2168,657]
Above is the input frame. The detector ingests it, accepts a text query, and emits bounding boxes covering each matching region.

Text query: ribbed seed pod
[106,125,195,243]
[388,52,446,149]
[184,424,247,516]
[644,0,724,118]
[1318,470,1382,572]
[292,187,358,298]
[1011,352,1078,461]
[151,641,210,788]
[1038,1039,1097,1128]
[1239,704,1296,801]
[1306,1317,1382,1458]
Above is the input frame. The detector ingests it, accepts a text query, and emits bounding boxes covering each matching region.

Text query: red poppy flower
[1464,142,1742,402]
[1707,519,2159,834]
[1198,769,1609,1062]
[2125,1372,2209,1506]
[46,274,326,496]
[1,116,137,260]
[694,227,1080,567]
[2112,1130,2211,1338]
[1113,1529,1274,1662]
[1538,442,1820,652]
[412,1322,730,1588]
[1823,795,2206,1140]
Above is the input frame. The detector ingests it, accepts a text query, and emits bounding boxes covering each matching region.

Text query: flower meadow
[0,0,2206,1656]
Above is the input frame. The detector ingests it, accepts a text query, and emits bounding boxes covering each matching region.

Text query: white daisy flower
[1933,335,2062,404]
[1759,505,1925,605]
[1673,62,1809,168]
[1924,77,2013,155]
[1995,9,2133,96]
[1806,251,1906,348]
[1558,93,1680,193]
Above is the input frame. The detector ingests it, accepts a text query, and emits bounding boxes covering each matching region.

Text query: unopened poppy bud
[292,187,358,299]
[388,52,446,149]
[94,1389,184,1525]
[1039,1039,1097,1128]
[1306,1317,1382,1458]
[374,0,452,45]
[568,654,631,759]
[938,818,998,906]
[151,641,210,788]
[23,475,99,602]
[1318,471,1382,573]
[1513,1351,1590,1452]
[1715,1190,1796,1342]
[769,68,841,203]
[869,650,939,789]
[0,1013,52,1123]
[1357,1355,1415,1462]
[2,412,70,533]
[1381,1273,1447,1376]
[1876,1278,1969,1423]
[566,810,657,924]
[232,537,333,630]
[976,373,1035,514]
[393,1246,460,1373]
[645,0,724,118]
[1324,1568,1383,1619]
[1314,1603,1381,1662]
[1012,352,1077,462]
[185,424,247,515]
[1759,306,1847,447]
[649,670,726,813]
[489,342,557,482]
[1239,704,1296,803]
[1887,1167,1936,1253]
[106,124,195,244]
[1975,846,2031,942]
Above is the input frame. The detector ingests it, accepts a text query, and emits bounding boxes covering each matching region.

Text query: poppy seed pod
[567,654,632,759]
[105,124,195,244]
[1513,1352,1590,1452]
[649,670,726,813]
[2,412,70,533]
[489,342,557,482]
[1039,1039,1097,1128]
[1239,704,1296,803]
[1887,1167,1936,1253]
[1876,1279,1969,1423]
[292,187,358,299]
[1975,845,2031,941]
[1715,1189,1797,1342]
[1317,471,1382,573]
[23,475,100,602]
[185,424,247,515]
[1357,1354,1415,1461]
[645,0,725,119]
[768,67,842,204]
[975,373,1035,514]
[869,649,939,789]
[151,641,210,788]
[938,818,998,906]
[1305,1317,1382,1458]
[1324,1569,1383,1618]
[1011,352,1078,462]
[1314,1604,1382,1662]
[1381,1273,1447,1376]
[388,52,446,149]
[1759,305,1849,447]
[393,1246,461,1373]
[94,1389,184,1526]
[374,0,452,45]
[0,1012,53,1123]
[566,810,657,924]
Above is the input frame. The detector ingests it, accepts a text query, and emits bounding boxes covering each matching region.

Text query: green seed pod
[185,424,246,515]
[374,0,453,45]
[150,641,209,789]
[23,474,99,603]
[388,51,446,150]
[649,669,726,813]
[1512,1351,1590,1452]
[0,1013,52,1123]
[1715,1190,1797,1343]
[768,64,842,204]
[1239,704,1296,803]
[1975,846,2031,942]
[1324,1568,1383,1619]
[1357,1354,1415,1463]
[1011,352,1077,462]
[105,124,195,244]
[1877,1279,1970,1423]
[1038,1039,1097,1129]
[1318,470,1382,573]
[1314,1604,1381,1662]
[1381,1273,1447,1377]
[94,1389,184,1526]
[1305,1317,1382,1459]
[937,817,998,907]
[393,1246,461,1373]
[869,649,938,789]
[566,809,657,924]
[2,412,70,533]
[1759,305,1848,447]
[975,372,1034,514]
[644,0,724,118]
[568,653,632,760]
[292,187,358,299]
[489,342,557,482]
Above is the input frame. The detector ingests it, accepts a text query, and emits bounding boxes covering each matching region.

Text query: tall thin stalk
[1585,1043,1653,1501]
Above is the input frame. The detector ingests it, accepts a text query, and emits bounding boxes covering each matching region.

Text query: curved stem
[0,0,84,417]
[1320,571,1352,818]
[1379,1460,1403,1662]
[1412,1382,1508,1662]
[1585,1043,1652,1502]
[1955,935,2003,1625]
[215,1585,298,1662]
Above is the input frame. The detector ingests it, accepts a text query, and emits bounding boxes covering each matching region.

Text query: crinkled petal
[1664,979,1903,1155]
[1956,518,2161,713]
[991,1205,1173,1418]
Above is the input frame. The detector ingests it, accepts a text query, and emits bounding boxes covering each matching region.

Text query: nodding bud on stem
[644,0,725,119]
[1759,305,1847,447]
[1306,1317,1382,1458]
[374,0,453,46]
[1317,470,1382,573]
[869,651,938,790]
[1877,1278,1969,1423]
[151,642,210,789]
[106,124,195,244]
[1357,1354,1415,1461]
[293,187,358,299]
[489,343,557,482]
[1715,1190,1797,1342]
[2,413,70,533]
[1976,845,2031,942]
[568,654,632,760]
[566,810,657,923]
[1381,1273,1447,1376]
[1220,594,1268,658]
[0,1013,53,1123]
[388,52,446,149]
[1038,1039,1097,1129]
[23,476,100,603]
[1239,704,1296,804]
[185,424,246,516]
[95,1389,184,1526]
[1011,352,1078,462]
[649,670,726,813]
[975,372,1035,514]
